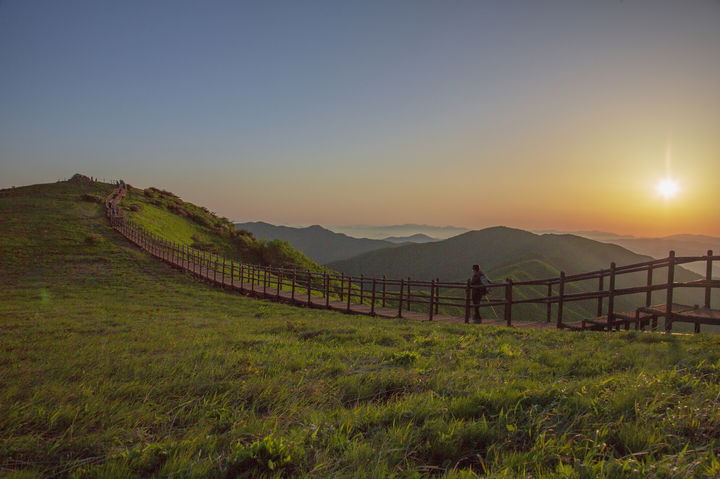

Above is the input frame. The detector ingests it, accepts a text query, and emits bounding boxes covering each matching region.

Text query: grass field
[1,180,720,478]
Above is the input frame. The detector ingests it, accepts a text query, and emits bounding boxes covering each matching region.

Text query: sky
[1,0,719,236]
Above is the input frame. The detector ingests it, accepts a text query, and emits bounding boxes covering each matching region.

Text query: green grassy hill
[121,185,326,272]
[2,179,720,478]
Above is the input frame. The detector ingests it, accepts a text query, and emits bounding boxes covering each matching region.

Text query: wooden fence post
[646,264,654,308]
[428,279,435,321]
[464,280,471,323]
[382,275,387,308]
[307,272,312,307]
[397,278,405,318]
[360,275,364,304]
[346,277,353,313]
[371,278,377,316]
[505,278,513,326]
[665,251,675,333]
[556,272,565,328]
[277,269,282,299]
[263,268,268,297]
[406,277,412,312]
[325,273,330,308]
[596,273,604,317]
[435,278,440,315]
[607,263,616,331]
[339,273,345,301]
[546,282,552,323]
[231,261,234,288]
[290,270,295,300]
[700,249,714,333]
[705,250,713,309]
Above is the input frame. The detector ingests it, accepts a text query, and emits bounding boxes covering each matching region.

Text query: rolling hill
[234,221,396,264]
[540,230,720,277]
[327,227,668,280]
[328,223,470,240]
[121,185,326,272]
[328,226,704,323]
[2,178,719,477]
[596,234,719,277]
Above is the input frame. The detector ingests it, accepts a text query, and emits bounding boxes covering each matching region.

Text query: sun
[656,178,679,199]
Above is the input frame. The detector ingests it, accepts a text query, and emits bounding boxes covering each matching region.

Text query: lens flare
[656,178,679,199]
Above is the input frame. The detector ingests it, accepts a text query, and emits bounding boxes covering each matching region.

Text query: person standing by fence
[470,264,490,322]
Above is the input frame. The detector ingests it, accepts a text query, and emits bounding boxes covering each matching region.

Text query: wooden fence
[106,184,720,332]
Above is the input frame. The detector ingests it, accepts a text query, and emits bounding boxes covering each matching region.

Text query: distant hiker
[470,264,491,323]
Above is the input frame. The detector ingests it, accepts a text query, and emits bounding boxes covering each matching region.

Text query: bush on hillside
[189,212,213,228]
[167,203,188,217]
[84,233,103,245]
[129,204,142,212]
[257,239,312,268]
[80,193,102,203]
[190,234,220,254]
[236,229,254,239]
[228,435,304,477]
[158,189,177,198]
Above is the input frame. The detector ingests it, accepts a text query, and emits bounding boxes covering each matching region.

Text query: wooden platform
[581,310,656,331]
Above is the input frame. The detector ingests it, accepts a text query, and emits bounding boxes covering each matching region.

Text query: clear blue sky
[1,1,719,235]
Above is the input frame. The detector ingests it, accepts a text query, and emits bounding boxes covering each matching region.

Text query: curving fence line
[105,183,720,332]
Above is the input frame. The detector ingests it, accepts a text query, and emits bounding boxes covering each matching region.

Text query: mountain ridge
[235,221,396,264]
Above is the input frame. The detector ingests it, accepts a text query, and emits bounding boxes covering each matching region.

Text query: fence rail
[106,183,719,332]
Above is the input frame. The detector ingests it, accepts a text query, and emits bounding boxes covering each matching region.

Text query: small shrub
[158,189,177,198]
[227,435,303,477]
[129,204,142,212]
[84,233,102,245]
[119,443,169,475]
[390,351,420,365]
[189,212,213,228]
[167,203,188,216]
[80,193,102,203]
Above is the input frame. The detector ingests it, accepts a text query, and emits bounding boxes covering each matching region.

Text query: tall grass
[1,180,719,478]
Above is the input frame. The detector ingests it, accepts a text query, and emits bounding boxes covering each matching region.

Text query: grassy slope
[122,186,326,272]
[1,180,720,478]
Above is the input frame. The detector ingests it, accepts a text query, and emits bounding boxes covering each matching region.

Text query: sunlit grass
[1,180,719,478]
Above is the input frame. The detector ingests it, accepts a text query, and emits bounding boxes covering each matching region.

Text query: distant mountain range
[327,223,469,240]
[383,233,438,244]
[235,221,705,322]
[327,226,676,282]
[327,226,702,322]
[235,222,396,264]
[540,231,720,277]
